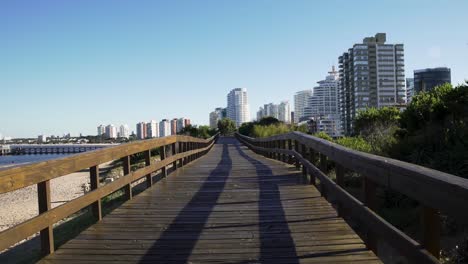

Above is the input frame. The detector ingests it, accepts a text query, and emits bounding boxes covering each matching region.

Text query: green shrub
[313,131,333,141]
[335,137,372,153]
[252,123,291,138]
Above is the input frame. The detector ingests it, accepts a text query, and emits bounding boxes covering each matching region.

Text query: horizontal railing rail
[0,133,218,255]
[236,132,468,264]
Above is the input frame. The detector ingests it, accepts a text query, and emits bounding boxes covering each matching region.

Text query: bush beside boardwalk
[238,82,468,263]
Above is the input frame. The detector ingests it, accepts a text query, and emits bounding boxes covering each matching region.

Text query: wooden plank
[0,134,217,194]
[0,141,216,253]
[144,150,152,188]
[38,180,54,255]
[89,165,102,221]
[237,132,468,221]
[38,137,379,264]
[421,206,440,259]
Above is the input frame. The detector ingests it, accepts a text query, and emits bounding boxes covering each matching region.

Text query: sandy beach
[0,170,90,232]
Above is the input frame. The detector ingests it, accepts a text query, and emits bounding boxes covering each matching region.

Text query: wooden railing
[236,132,468,264]
[0,134,218,255]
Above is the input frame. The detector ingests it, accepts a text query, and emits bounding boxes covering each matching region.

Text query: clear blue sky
[1,0,467,138]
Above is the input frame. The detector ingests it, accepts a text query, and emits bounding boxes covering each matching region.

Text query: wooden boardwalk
[41,137,380,264]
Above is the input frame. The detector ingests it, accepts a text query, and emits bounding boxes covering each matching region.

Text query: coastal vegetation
[241,82,468,263]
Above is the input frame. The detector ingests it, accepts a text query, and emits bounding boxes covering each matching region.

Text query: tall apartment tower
[278,101,291,123]
[209,107,226,129]
[146,120,159,138]
[304,67,342,137]
[170,118,178,135]
[177,118,189,133]
[406,78,415,103]
[119,124,130,138]
[159,119,171,137]
[105,124,118,139]
[227,88,250,127]
[338,33,405,135]
[136,122,147,140]
[294,90,313,123]
[413,67,451,94]
[97,125,105,136]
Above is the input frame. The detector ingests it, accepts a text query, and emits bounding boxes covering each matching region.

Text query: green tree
[217,118,236,136]
[354,107,401,155]
[395,83,468,177]
[178,125,216,139]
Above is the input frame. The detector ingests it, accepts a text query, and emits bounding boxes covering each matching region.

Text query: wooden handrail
[0,133,218,254]
[236,132,468,263]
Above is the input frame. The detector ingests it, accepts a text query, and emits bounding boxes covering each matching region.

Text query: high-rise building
[277,101,291,123]
[413,67,451,94]
[38,135,47,144]
[97,125,105,136]
[256,101,291,123]
[338,33,405,135]
[105,124,118,139]
[227,88,250,127]
[170,118,178,135]
[304,67,342,137]
[209,107,225,129]
[146,120,159,138]
[177,117,190,133]
[136,122,147,140]
[294,90,312,123]
[119,124,130,138]
[406,78,415,103]
[159,119,171,137]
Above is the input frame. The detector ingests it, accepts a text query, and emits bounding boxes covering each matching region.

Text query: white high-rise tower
[227,88,250,127]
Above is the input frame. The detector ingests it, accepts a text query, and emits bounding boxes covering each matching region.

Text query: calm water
[0,154,71,169]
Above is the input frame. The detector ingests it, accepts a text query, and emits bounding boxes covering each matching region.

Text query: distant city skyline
[2,1,467,137]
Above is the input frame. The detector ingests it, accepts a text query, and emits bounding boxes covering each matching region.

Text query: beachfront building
[227,88,250,127]
[304,67,342,137]
[338,33,405,135]
[119,124,130,138]
[294,90,313,123]
[159,119,171,137]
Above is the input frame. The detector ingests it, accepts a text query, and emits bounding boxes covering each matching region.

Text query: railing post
[335,164,345,217]
[37,180,54,255]
[121,155,132,200]
[301,144,307,183]
[179,142,184,167]
[287,139,293,164]
[268,141,272,158]
[172,143,177,169]
[319,153,327,173]
[308,148,316,185]
[319,153,328,198]
[160,145,167,178]
[294,140,300,169]
[184,142,188,165]
[282,140,287,162]
[144,150,152,188]
[421,206,440,259]
[90,165,102,220]
[363,176,378,253]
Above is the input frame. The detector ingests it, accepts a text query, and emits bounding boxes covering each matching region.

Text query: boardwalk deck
[41,137,380,264]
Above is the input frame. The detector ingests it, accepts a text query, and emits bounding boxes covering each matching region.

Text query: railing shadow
[139,138,232,263]
[234,143,299,263]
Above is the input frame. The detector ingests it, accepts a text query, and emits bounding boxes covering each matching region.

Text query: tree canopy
[217,118,236,135]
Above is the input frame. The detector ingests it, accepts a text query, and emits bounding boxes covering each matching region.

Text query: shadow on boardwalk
[140,138,233,263]
[234,143,299,264]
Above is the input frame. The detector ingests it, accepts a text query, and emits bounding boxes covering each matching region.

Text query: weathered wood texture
[40,137,380,264]
[236,132,446,264]
[0,134,217,254]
